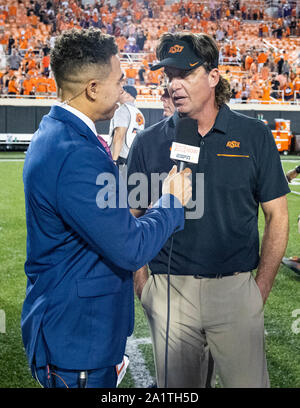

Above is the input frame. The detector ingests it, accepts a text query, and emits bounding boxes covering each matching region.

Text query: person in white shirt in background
[108,85,145,166]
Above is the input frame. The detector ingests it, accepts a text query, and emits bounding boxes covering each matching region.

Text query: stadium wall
[1,99,300,143]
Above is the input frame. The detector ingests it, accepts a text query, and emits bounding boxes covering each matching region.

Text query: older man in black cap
[108,85,145,166]
[127,32,290,388]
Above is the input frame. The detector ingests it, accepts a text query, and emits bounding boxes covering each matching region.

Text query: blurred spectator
[8,49,22,71]
[270,74,280,99]
[146,67,162,86]
[277,54,284,75]
[257,50,267,72]
[7,35,15,55]
[282,73,294,101]
[241,77,250,102]
[0,70,9,94]
[138,64,146,85]
[125,63,137,86]
[8,74,19,95]
[42,52,50,75]
[293,72,300,99]
[136,29,147,51]
[22,72,34,96]
[282,59,290,76]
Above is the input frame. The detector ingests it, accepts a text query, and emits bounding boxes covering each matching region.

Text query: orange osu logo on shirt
[226,141,240,149]
[169,45,184,54]
[136,113,144,126]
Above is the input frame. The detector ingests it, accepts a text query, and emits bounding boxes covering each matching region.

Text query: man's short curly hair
[50,28,118,89]
[156,32,231,108]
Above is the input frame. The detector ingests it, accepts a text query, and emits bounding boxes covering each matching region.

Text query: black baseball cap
[123,85,137,99]
[151,39,218,71]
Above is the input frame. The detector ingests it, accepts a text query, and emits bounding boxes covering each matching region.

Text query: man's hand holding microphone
[162,164,192,207]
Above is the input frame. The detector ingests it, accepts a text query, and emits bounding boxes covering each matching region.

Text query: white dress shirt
[56,102,98,138]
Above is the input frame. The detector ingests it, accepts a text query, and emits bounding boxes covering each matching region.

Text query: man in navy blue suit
[21,28,192,388]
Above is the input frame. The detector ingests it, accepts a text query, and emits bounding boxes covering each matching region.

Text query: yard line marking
[0,159,25,162]
[125,335,154,387]
[291,190,300,196]
[128,336,152,346]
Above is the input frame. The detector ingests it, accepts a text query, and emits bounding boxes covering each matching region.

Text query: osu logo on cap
[226,141,240,149]
[136,113,144,126]
[169,45,184,54]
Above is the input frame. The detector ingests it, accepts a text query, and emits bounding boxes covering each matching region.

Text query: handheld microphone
[170,117,200,171]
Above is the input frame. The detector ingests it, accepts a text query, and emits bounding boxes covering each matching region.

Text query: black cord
[164,234,174,388]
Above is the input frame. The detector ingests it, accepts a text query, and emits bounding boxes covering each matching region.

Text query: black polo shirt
[127,104,290,276]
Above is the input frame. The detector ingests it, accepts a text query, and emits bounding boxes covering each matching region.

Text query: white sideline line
[281,160,300,163]
[0,159,25,162]
[125,335,154,388]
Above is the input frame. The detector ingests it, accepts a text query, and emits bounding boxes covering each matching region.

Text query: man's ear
[86,79,100,101]
[208,68,220,88]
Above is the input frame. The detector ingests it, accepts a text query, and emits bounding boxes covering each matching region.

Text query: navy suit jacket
[21,105,184,371]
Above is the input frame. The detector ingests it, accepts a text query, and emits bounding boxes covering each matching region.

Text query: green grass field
[0,153,299,388]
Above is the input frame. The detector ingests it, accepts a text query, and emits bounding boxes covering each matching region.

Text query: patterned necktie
[97,134,113,160]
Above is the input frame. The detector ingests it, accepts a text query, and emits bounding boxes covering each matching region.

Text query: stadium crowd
[0,0,299,102]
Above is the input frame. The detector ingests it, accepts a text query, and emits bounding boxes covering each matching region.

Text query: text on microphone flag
[170,142,200,164]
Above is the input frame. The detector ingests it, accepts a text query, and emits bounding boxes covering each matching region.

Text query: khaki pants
[141,272,270,388]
